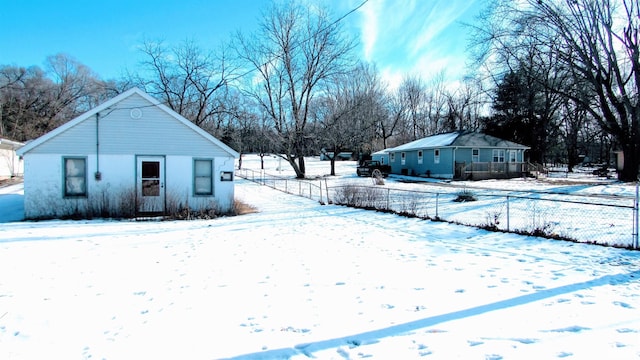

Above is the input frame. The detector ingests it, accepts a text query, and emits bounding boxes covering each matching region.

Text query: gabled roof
[16,87,239,158]
[390,131,529,152]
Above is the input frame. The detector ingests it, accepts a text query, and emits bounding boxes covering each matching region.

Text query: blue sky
[0,0,484,88]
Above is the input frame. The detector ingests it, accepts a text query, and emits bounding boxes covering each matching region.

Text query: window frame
[417,150,423,164]
[434,149,440,164]
[63,156,88,197]
[492,149,505,163]
[193,158,214,196]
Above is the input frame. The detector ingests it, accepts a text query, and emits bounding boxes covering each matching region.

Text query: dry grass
[234,199,259,215]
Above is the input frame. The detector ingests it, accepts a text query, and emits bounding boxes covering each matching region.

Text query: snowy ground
[0,156,639,359]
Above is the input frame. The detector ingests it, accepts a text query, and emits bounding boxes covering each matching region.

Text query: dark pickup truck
[356,160,391,177]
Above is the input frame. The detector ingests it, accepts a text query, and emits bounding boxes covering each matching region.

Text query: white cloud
[359,0,382,61]
[351,0,483,90]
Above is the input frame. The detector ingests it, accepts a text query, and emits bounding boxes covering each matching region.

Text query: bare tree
[316,62,386,175]
[234,1,355,178]
[0,54,109,141]
[424,71,449,134]
[396,75,427,140]
[476,0,640,181]
[445,78,486,131]
[136,39,231,130]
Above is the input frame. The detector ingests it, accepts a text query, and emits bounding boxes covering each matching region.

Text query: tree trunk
[297,156,306,179]
[619,141,640,181]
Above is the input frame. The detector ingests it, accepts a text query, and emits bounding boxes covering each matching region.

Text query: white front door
[137,156,165,214]
[508,150,518,172]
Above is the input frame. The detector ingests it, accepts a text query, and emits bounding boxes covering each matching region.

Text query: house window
[434,149,440,164]
[390,153,395,162]
[417,150,423,164]
[493,149,505,162]
[509,150,517,162]
[472,148,479,162]
[401,152,406,165]
[194,159,213,195]
[64,157,87,197]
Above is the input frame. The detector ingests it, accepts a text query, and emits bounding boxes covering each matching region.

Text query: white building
[16,88,239,219]
[0,138,24,178]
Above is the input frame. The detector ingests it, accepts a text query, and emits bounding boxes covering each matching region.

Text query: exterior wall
[389,148,455,178]
[0,148,23,178]
[23,153,235,219]
[390,147,528,180]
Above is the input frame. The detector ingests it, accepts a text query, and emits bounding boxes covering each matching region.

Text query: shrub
[332,184,387,209]
[454,189,477,202]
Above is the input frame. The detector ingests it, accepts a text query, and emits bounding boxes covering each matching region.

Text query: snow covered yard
[0,156,639,359]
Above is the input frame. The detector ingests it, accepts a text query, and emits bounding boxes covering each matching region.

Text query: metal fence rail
[236,168,640,249]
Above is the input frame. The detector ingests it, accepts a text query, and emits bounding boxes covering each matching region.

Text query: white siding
[26,94,232,157]
[23,152,235,219]
[0,148,23,177]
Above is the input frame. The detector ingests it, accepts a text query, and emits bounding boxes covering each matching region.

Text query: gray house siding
[27,93,230,157]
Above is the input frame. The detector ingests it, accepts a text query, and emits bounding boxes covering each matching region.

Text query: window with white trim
[194,159,213,195]
[492,149,505,162]
[390,153,395,162]
[509,150,517,162]
[401,152,406,165]
[417,150,423,164]
[434,149,440,164]
[64,157,87,197]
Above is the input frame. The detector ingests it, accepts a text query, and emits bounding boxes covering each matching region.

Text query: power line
[232,0,369,82]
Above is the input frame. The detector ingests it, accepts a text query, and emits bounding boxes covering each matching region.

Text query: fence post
[386,188,390,210]
[634,181,639,249]
[506,195,510,232]
[436,193,439,219]
[325,178,330,203]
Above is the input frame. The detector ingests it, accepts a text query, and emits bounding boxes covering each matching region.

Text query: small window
[64,157,87,197]
[194,159,213,195]
[509,150,517,162]
[472,148,479,162]
[493,149,505,163]
[417,150,423,164]
[390,153,396,162]
[434,149,440,164]
[401,152,406,165]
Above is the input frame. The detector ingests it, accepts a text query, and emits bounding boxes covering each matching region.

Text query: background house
[16,88,239,219]
[370,148,390,165]
[0,138,24,179]
[386,131,530,180]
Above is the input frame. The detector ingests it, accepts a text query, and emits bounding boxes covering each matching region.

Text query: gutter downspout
[95,113,101,180]
[453,147,457,179]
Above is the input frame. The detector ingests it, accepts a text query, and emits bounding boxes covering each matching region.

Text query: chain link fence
[236,168,640,249]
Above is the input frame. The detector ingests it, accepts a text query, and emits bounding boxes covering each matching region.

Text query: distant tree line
[1,0,638,181]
